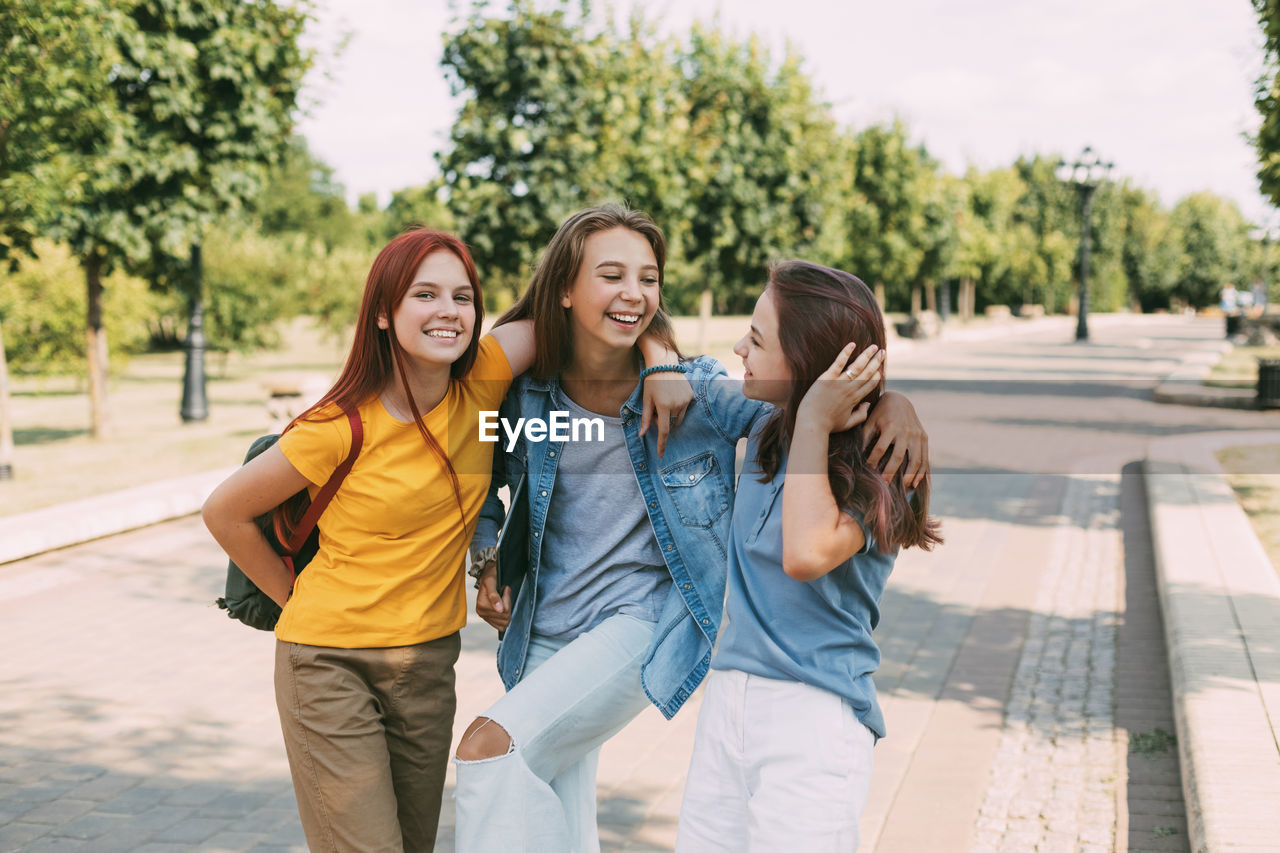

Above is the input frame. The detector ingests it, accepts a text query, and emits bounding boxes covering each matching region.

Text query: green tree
[385,182,456,239]
[0,0,126,456]
[114,0,314,423]
[0,241,160,374]
[1115,184,1179,312]
[50,0,312,435]
[676,24,843,315]
[1253,0,1280,204]
[958,166,1024,310]
[440,0,622,302]
[439,1,842,319]
[1012,155,1076,312]
[1169,192,1251,308]
[843,122,936,312]
[254,135,354,249]
[0,0,122,264]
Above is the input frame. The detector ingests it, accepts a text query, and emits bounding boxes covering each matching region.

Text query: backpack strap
[283,408,364,558]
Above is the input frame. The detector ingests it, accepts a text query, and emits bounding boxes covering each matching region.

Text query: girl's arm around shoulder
[486,320,536,377]
[781,344,883,582]
[864,390,929,487]
[637,333,692,458]
[691,357,770,443]
[201,445,314,607]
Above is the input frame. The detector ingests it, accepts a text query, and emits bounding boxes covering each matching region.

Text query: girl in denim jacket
[676,262,942,852]
[452,208,929,852]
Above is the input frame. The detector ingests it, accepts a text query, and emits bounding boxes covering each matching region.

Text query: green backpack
[215,410,362,630]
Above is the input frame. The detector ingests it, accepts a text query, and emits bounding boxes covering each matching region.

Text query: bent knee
[455,717,512,761]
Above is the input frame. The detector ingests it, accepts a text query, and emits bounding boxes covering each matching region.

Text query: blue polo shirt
[712,425,897,739]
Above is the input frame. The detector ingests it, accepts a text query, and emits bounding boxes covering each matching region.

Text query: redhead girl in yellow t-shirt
[202,227,687,852]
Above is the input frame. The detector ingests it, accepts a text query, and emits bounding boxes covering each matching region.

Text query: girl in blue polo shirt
[676,261,942,852]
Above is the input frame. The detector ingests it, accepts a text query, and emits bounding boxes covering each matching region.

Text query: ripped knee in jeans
[455,717,515,762]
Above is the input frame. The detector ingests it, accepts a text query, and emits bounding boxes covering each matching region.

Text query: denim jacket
[473,356,769,719]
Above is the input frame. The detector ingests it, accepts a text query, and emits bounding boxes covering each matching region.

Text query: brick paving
[972,472,1122,853]
[0,314,1268,851]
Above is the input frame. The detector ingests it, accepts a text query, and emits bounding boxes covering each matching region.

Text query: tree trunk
[180,242,209,422]
[961,278,975,320]
[85,252,111,439]
[910,284,922,316]
[696,288,713,355]
[0,320,14,480]
[925,282,937,313]
[874,282,886,309]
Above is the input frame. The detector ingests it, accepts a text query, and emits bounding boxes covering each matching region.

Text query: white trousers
[676,669,876,852]
[452,614,655,853]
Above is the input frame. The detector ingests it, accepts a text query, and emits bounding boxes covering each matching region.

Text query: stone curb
[1152,340,1257,409]
[1144,432,1280,852]
[0,468,234,566]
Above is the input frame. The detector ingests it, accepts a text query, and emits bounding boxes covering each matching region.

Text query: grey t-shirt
[533,394,671,640]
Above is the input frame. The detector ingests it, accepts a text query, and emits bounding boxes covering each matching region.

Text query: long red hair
[279,227,485,537]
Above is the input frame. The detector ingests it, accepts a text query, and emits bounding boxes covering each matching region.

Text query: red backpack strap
[284,409,364,556]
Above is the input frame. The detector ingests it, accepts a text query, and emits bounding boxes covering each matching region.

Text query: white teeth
[426,330,458,338]
[608,313,639,323]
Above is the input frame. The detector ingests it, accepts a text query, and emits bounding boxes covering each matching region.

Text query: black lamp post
[1056,146,1113,342]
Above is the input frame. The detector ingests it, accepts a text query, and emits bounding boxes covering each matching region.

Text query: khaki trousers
[275,634,461,852]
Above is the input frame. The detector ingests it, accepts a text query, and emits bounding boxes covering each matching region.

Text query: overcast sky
[296,0,1275,226]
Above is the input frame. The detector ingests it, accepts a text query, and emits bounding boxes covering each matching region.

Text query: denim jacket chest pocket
[659,452,730,528]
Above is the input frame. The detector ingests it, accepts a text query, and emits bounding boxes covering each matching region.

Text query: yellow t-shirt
[275,335,513,648]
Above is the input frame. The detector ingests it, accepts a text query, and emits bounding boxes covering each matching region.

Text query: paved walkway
[0,313,1274,852]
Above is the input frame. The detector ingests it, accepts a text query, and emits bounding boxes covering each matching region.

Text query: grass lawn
[0,315,751,517]
[1217,443,1280,579]
[1205,343,1280,389]
[1,319,350,516]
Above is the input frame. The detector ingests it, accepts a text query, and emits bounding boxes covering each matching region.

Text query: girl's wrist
[639,363,686,380]
[793,415,833,438]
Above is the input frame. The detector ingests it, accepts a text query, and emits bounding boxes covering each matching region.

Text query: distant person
[202,226,687,852]
[1253,279,1269,314]
[676,262,942,852]
[1220,282,1240,315]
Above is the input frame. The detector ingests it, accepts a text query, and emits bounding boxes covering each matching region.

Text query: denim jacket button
[533,531,539,538]
[549,451,556,458]
[701,618,710,625]
[637,462,646,470]
[540,490,547,497]
[665,544,673,550]
[683,583,691,590]
[649,501,657,508]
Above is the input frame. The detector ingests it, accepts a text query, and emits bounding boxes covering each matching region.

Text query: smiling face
[378,249,476,371]
[559,226,660,358]
[733,287,792,404]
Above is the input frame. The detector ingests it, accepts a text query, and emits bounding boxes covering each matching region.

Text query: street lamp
[1056,146,1113,342]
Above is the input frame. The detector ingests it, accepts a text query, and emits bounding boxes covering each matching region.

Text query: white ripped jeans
[676,668,876,852]
[452,613,655,853]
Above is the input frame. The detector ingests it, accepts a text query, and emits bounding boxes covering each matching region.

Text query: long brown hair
[496,204,681,378]
[278,226,484,537]
[755,261,940,553]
